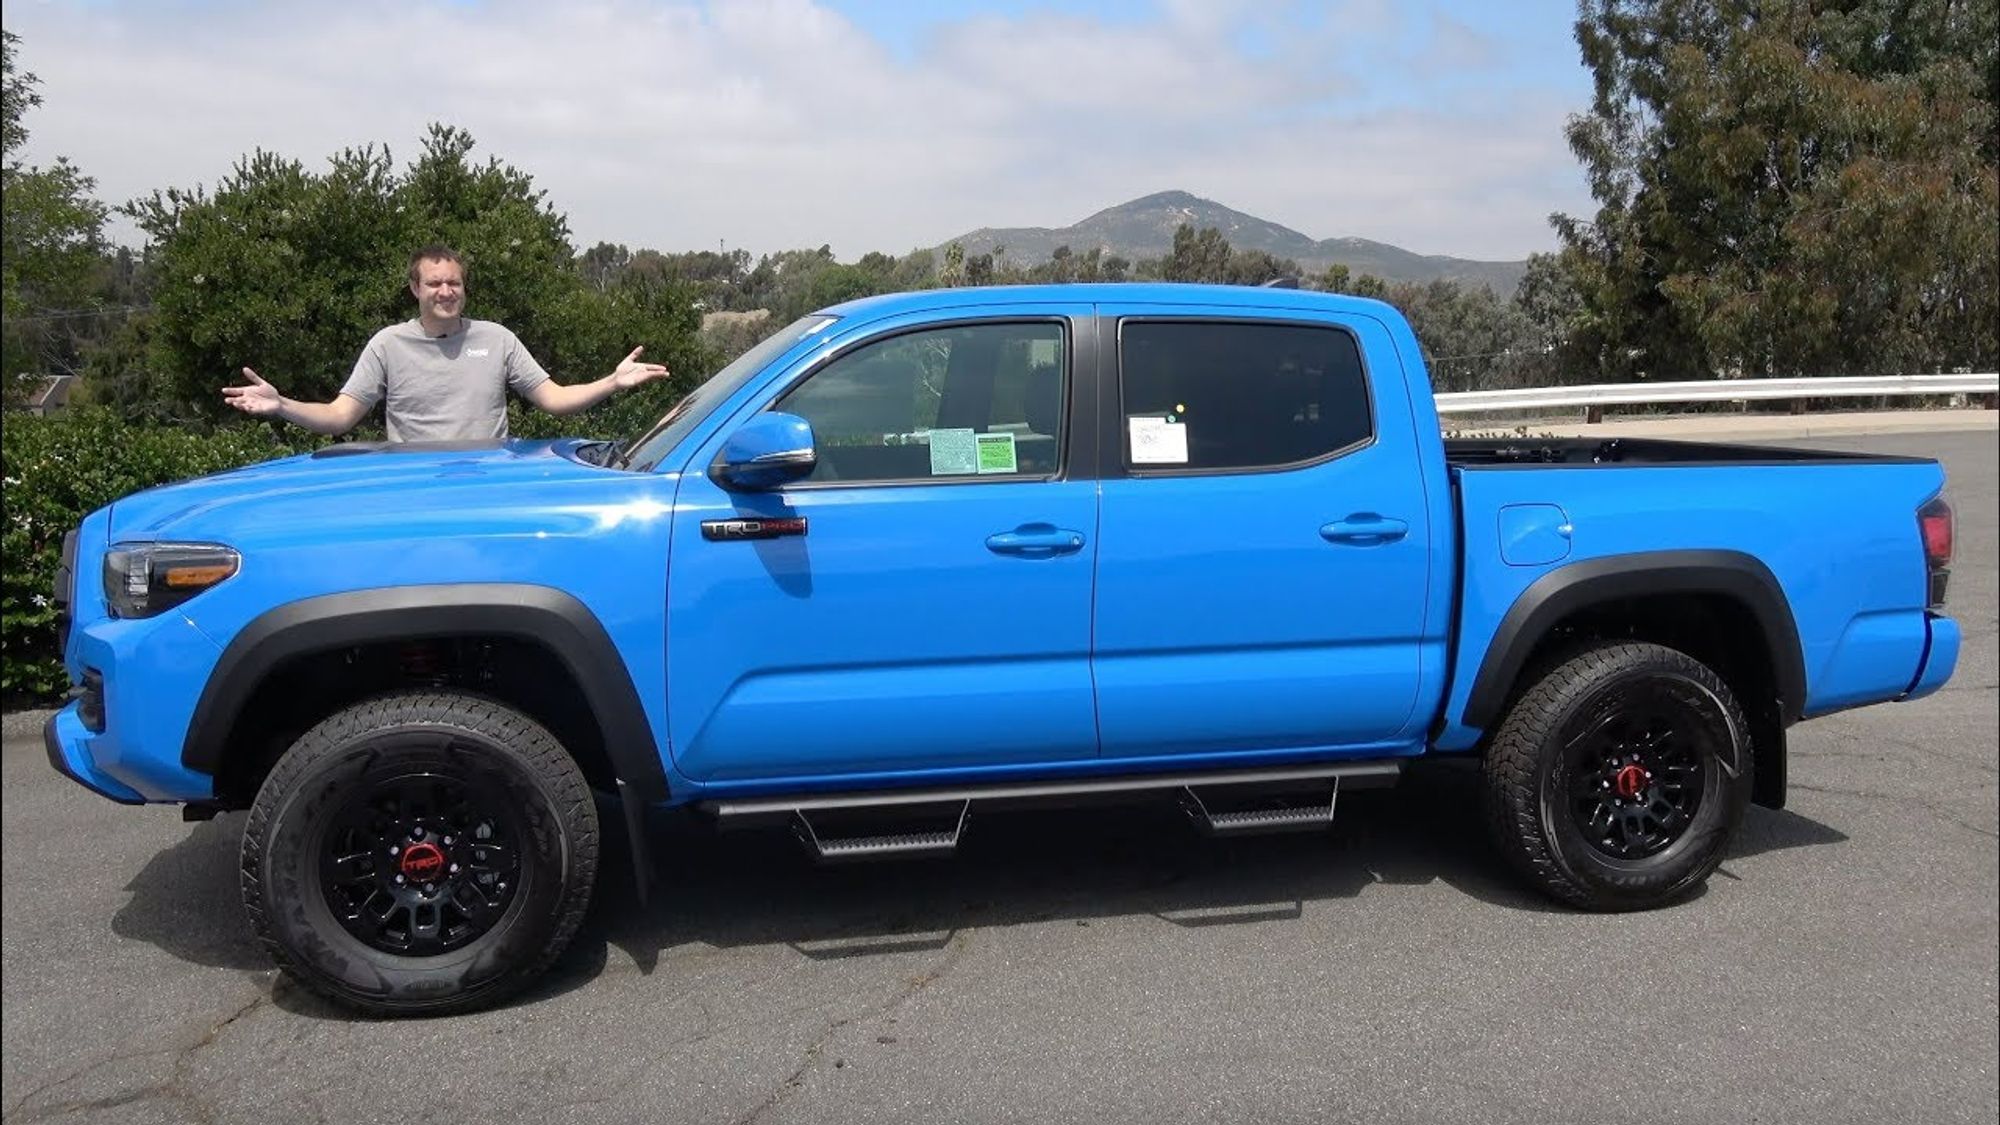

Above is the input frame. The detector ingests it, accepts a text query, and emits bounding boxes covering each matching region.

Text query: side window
[1118,320,1371,472]
[777,321,1065,484]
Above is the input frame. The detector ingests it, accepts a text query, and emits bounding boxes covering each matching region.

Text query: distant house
[26,375,75,416]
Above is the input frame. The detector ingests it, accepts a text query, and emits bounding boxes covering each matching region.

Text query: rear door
[664,310,1102,783]
[1090,307,1432,759]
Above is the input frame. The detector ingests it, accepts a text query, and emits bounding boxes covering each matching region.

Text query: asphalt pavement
[3,428,1994,1125]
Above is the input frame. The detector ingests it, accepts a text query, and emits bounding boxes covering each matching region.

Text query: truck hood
[106,440,617,541]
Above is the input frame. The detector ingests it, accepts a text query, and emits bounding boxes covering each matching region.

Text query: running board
[703,760,1401,822]
[1180,781,1338,837]
[793,801,970,864]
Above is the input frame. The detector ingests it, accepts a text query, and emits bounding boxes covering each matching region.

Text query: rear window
[1117,320,1372,472]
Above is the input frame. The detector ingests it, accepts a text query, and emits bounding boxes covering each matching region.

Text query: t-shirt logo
[466,348,491,358]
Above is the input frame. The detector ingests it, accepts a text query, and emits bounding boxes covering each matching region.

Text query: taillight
[1919,497,1953,608]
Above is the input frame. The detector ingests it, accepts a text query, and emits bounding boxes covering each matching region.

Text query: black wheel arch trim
[181,584,668,803]
[1459,549,1808,737]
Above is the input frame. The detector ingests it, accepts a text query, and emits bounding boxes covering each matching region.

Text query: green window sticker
[975,432,1019,475]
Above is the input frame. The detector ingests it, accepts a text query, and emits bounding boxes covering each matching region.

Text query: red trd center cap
[1614,764,1649,800]
[400,841,448,882]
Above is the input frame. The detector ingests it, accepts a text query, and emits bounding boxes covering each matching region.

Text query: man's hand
[222,368,285,416]
[611,346,671,390]
[525,348,674,415]
[221,369,368,435]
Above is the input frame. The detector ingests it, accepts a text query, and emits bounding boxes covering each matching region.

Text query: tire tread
[240,690,598,1016]
[1480,641,1750,912]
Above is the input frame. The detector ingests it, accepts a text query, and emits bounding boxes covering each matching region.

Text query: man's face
[410,258,466,322]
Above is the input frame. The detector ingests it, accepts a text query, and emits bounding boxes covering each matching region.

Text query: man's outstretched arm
[523,347,671,416]
[222,368,370,435]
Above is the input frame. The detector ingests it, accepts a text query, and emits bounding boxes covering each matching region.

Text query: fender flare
[1459,549,1808,735]
[181,584,668,802]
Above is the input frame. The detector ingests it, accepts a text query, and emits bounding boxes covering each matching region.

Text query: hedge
[1,409,313,704]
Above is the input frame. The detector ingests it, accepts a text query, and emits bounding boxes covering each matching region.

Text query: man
[222,245,669,440]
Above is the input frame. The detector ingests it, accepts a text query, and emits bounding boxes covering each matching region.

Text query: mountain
[941,190,1528,294]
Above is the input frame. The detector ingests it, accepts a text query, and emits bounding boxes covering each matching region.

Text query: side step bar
[793,801,970,863]
[1181,781,1338,837]
[703,760,1402,861]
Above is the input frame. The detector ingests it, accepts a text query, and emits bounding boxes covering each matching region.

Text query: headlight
[102,542,240,618]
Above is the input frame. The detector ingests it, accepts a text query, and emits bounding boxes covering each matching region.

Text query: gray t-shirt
[338,318,551,441]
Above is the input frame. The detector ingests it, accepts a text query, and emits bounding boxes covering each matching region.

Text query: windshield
[619,315,837,472]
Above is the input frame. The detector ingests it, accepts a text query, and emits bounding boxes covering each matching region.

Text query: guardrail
[1434,373,1999,417]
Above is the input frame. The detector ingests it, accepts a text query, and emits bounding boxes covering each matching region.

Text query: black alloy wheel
[1561,682,1711,861]
[319,768,528,956]
[1482,642,1752,911]
[242,691,599,1016]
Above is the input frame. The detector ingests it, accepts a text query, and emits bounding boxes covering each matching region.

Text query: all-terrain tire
[1481,642,1752,911]
[241,690,599,1016]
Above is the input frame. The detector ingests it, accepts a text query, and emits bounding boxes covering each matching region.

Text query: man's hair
[407,245,465,285]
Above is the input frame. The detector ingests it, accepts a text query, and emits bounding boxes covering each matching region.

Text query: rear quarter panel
[1434,457,1946,751]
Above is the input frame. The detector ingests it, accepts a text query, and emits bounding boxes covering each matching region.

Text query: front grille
[54,529,78,652]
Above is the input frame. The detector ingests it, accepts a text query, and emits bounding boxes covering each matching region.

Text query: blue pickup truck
[47,284,1960,1014]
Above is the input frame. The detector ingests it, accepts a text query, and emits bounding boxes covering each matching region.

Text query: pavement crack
[182,991,270,1057]
[545,1006,722,1114]
[729,933,971,1125]
[7,987,273,1124]
[1,1047,179,1119]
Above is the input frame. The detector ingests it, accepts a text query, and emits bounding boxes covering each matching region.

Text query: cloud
[1416,11,1502,78]
[6,0,1593,261]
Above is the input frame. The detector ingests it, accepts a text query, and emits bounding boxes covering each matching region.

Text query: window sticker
[975,432,1018,474]
[1128,415,1189,465]
[929,427,978,475]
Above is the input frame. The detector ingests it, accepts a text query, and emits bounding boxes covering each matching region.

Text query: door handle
[986,524,1087,557]
[1320,514,1409,545]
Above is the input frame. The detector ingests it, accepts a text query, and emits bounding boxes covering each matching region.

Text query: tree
[2,29,109,401]
[1161,224,1233,282]
[1313,263,1391,301]
[1555,0,1998,380]
[1221,248,1301,287]
[118,125,701,431]
[1390,279,1544,392]
[578,241,632,291]
[1513,251,1597,384]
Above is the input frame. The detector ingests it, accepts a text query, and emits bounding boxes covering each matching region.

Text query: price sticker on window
[1128,415,1189,465]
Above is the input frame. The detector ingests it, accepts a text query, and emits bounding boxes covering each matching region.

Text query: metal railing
[1434,373,1999,416]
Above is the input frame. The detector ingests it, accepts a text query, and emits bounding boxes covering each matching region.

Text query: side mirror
[714,412,817,491]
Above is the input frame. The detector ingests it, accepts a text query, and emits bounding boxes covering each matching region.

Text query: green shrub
[2,409,308,704]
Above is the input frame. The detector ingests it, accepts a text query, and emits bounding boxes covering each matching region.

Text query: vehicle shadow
[105,762,1854,1017]
[109,813,267,973]
[548,760,1854,993]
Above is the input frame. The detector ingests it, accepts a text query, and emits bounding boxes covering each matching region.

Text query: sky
[5,0,1599,262]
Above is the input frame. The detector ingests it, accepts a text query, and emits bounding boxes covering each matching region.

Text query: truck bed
[1444,435,1929,468]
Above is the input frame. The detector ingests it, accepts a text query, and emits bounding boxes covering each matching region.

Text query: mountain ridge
[942,190,1528,294]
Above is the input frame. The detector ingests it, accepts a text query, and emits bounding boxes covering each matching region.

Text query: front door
[1090,308,1432,759]
[665,313,1101,784]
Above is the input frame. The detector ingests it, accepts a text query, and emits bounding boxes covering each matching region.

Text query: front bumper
[44,608,227,803]
[44,707,146,804]
[50,508,226,803]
